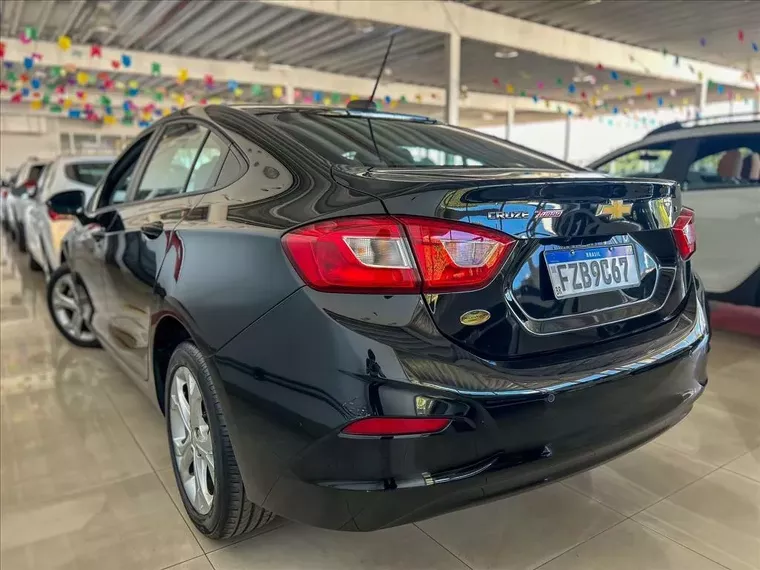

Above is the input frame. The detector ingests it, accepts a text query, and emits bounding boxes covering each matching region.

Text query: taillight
[398,216,515,293]
[48,207,64,221]
[23,179,36,190]
[282,216,515,294]
[672,208,696,260]
[282,217,420,294]
[341,417,451,437]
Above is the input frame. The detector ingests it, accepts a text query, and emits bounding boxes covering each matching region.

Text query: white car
[589,115,760,306]
[5,158,49,250]
[24,155,114,275]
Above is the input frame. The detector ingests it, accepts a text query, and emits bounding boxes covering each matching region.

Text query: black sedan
[44,104,709,539]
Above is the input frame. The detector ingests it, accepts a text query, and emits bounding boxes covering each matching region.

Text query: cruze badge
[596,199,633,221]
[487,211,529,220]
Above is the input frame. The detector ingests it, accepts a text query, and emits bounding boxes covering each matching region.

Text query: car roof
[642,114,759,143]
[55,155,115,166]
[223,104,438,124]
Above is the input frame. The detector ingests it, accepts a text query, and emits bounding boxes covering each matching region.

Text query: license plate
[544,245,640,299]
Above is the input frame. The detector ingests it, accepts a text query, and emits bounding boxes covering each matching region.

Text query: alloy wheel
[51,274,96,343]
[170,366,215,515]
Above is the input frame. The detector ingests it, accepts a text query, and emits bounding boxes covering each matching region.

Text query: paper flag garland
[11,92,23,103]
[151,62,161,76]
[31,77,41,89]
[121,54,132,67]
[58,35,72,51]
[177,68,189,84]
[90,45,102,58]
[76,71,89,85]
[272,85,283,99]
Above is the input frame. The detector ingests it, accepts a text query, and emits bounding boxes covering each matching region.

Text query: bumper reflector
[342,417,451,437]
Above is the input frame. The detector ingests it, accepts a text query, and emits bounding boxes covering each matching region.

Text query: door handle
[140,221,164,239]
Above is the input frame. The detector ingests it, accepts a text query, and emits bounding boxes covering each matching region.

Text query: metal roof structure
[1,0,759,129]
[460,0,760,70]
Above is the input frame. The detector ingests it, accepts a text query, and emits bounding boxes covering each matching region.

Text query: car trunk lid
[332,166,689,360]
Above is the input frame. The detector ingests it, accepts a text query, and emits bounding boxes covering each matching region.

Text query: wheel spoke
[193,453,212,513]
[53,289,77,311]
[68,312,83,337]
[172,390,192,435]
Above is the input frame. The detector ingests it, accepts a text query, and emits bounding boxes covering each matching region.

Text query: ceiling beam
[259,0,759,90]
[1,37,579,115]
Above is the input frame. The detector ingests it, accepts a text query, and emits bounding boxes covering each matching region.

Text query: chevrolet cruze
[45,105,709,539]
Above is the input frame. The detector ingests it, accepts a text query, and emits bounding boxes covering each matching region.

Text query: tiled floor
[1,236,759,570]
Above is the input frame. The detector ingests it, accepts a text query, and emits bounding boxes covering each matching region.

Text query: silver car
[24,155,114,275]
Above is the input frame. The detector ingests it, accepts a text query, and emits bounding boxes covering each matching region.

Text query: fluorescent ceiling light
[494,50,519,59]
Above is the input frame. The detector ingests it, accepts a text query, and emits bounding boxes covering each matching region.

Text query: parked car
[46,105,709,539]
[6,158,50,252]
[589,114,760,306]
[24,155,114,275]
[0,172,16,231]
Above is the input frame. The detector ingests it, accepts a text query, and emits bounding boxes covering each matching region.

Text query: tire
[46,264,100,348]
[166,341,274,539]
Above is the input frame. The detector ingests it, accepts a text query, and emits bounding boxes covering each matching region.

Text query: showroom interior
[0,1,759,569]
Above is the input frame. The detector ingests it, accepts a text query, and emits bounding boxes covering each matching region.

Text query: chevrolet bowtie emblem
[596,200,633,220]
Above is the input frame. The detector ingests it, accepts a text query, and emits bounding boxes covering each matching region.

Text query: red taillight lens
[282,215,515,294]
[342,417,451,437]
[1,190,7,198]
[48,207,64,221]
[282,217,420,294]
[23,179,36,190]
[398,216,515,293]
[672,207,696,260]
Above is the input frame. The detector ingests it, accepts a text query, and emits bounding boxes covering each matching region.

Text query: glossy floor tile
[2,238,760,570]
[634,470,760,570]
[0,472,203,570]
[417,484,624,570]
[537,519,727,570]
[564,441,715,516]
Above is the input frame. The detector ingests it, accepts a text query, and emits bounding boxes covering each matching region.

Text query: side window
[596,146,673,178]
[185,132,228,193]
[96,132,153,209]
[134,122,208,202]
[685,134,760,190]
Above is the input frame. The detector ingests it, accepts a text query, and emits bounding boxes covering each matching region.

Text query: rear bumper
[212,279,709,531]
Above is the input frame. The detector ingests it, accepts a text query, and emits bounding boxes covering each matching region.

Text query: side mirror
[47,190,85,219]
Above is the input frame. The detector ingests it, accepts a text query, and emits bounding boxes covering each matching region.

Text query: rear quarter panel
[152,113,387,355]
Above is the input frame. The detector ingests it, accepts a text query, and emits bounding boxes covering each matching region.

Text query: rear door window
[134,122,208,201]
[65,162,111,186]
[185,132,228,193]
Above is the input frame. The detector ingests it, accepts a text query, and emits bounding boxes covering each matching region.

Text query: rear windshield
[253,112,570,170]
[65,162,111,186]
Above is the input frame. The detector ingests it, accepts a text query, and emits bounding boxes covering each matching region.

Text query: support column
[505,106,515,141]
[445,30,461,126]
[284,83,295,105]
[563,114,572,161]
[698,76,708,117]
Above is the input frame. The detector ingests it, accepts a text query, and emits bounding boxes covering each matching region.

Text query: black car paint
[61,106,709,531]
